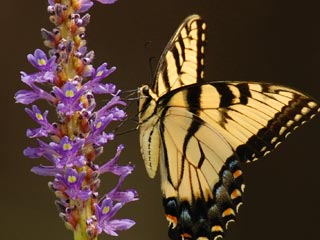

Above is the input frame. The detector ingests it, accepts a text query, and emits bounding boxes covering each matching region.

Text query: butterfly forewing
[153,14,206,97]
[138,14,319,240]
[163,81,319,163]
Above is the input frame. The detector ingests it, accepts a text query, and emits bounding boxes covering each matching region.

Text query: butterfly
[138,14,319,240]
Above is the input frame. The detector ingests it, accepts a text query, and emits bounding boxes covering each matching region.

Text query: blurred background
[1,0,319,240]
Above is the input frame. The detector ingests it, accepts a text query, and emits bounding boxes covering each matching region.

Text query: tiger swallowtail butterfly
[138,14,319,240]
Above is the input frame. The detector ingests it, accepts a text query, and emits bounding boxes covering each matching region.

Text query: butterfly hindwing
[159,108,244,240]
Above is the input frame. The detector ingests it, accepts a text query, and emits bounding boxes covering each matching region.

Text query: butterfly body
[138,15,319,240]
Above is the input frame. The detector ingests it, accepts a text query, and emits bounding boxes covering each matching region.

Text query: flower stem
[74,199,98,240]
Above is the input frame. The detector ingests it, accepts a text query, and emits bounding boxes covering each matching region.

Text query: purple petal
[26,49,57,73]
[109,189,138,203]
[92,83,116,94]
[53,82,86,115]
[98,144,124,174]
[25,105,48,123]
[83,63,116,93]
[111,107,126,121]
[26,127,49,138]
[27,49,47,69]
[23,146,43,158]
[102,219,135,236]
[95,0,118,4]
[110,165,134,176]
[15,84,55,104]
[78,0,94,13]
[15,90,41,104]
[31,165,62,176]
[95,94,126,119]
[87,132,114,146]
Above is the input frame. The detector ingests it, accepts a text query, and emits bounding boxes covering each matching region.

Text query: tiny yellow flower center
[68,175,77,183]
[96,70,103,77]
[63,143,72,151]
[37,58,47,66]
[96,121,102,129]
[102,206,110,214]
[36,113,43,121]
[65,90,75,98]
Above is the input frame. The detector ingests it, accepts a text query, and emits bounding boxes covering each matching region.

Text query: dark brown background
[1,0,319,240]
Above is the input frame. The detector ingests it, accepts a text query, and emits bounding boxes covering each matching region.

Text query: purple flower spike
[15,0,137,238]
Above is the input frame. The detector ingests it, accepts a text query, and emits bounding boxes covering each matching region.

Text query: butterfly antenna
[113,116,139,137]
[115,127,138,137]
[119,89,137,98]
[144,41,156,86]
[121,89,140,101]
[148,56,156,85]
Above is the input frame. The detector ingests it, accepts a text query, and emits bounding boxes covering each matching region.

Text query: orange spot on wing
[211,225,223,232]
[233,170,242,179]
[231,189,241,199]
[222,208,235,217]
[181,233,192,239]
[166,214,177,228]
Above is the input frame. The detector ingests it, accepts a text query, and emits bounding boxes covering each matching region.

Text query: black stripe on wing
[153,15,206,97]
[213,82,320,162]
[172,35,185,74]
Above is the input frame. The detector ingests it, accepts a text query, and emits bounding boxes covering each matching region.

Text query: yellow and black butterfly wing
[139,14,207,179]
[163,81,320,162]
[152,14,206,97]
[159,108,243,240]
[157,82,319,240]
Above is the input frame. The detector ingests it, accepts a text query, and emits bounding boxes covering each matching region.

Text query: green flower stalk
[14,1,138,239]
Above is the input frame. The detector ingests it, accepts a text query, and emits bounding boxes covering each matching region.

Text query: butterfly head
[141,85,150,96]
[139,85,159,98]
